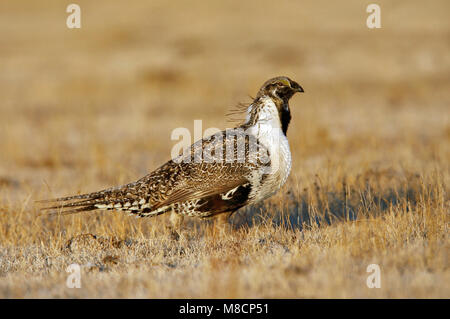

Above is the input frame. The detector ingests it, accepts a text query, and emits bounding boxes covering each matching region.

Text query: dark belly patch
[197,183,252,215]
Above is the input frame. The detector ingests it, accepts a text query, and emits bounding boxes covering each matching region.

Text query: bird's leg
[214,212,233,235]
[168,211,184,241]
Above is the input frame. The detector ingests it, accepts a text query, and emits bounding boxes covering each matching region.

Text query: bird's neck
[243,96,291,135]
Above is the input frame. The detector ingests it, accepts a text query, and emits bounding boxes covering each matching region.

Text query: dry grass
[0,0,449,298]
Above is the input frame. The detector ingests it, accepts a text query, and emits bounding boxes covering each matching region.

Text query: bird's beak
[289,81,304,93]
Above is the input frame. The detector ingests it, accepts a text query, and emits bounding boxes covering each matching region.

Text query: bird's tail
[37,184,171,217]
[37,188,118,216]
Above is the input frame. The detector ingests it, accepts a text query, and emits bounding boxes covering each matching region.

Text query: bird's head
[250,76,303,135]
[256,76,304,102]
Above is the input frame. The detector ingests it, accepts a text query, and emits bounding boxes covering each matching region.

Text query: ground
[0,0,448,298]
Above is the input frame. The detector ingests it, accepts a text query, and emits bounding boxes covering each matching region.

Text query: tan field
[0,0,448,298]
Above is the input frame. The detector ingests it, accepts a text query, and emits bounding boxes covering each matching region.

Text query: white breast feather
[246,97,292,202]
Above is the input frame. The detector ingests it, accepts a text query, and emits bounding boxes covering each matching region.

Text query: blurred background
[0,0,448,194]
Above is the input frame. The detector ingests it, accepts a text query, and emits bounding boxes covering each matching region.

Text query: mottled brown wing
[39,127,268,217]
[150,128,261,210]
[151,163,250,210]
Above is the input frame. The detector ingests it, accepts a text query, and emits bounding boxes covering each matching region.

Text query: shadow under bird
[39,76,304,235]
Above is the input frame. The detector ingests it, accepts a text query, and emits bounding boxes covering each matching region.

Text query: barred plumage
[38,76,303,233]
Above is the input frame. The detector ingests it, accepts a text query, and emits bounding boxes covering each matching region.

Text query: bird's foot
[168,211,184,241]
[213,212,233,237]
[169,228,181,241]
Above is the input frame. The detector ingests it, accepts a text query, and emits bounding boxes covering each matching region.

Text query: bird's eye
[274,82,283,89]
